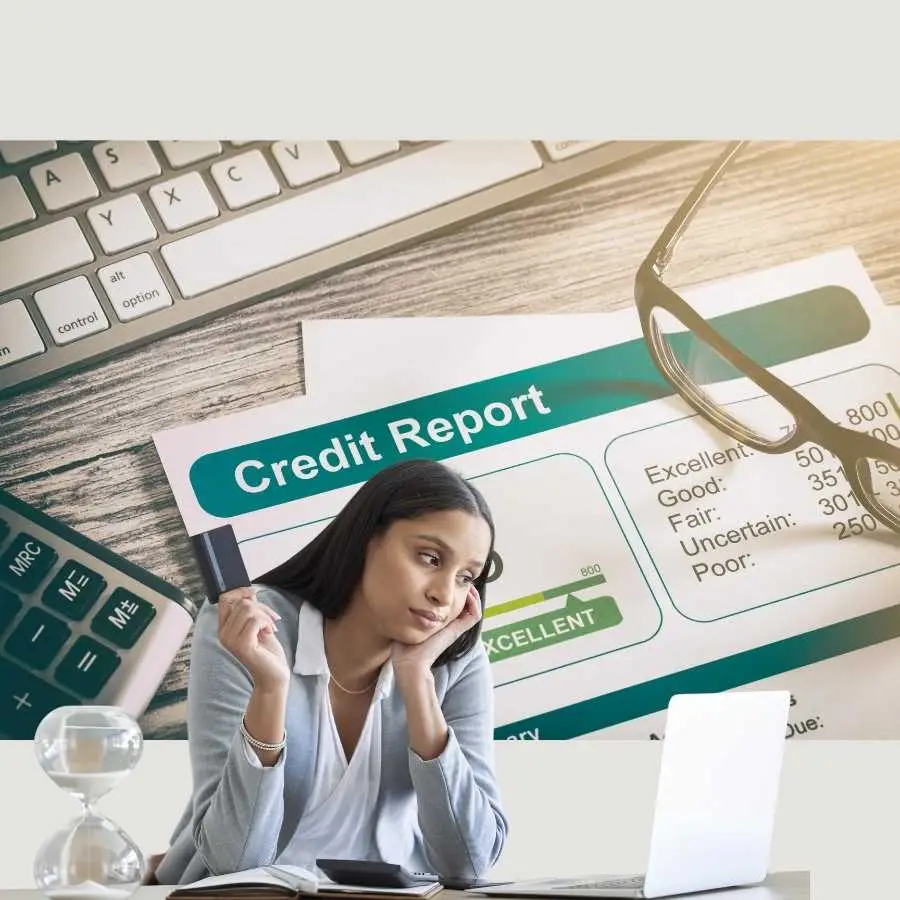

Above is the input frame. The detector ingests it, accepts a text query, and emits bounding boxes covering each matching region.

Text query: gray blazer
[153,585,509,885]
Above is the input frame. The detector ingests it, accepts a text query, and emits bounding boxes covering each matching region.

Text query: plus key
[0,657,79,739]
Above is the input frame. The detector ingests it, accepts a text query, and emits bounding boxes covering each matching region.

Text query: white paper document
[155,248,900,740]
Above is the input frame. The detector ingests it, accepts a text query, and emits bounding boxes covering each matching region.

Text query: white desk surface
[0,872,810,900]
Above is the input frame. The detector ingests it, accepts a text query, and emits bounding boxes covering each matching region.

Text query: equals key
[98,254,174,323]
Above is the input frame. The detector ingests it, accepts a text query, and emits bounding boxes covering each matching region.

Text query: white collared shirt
[243,601,393,873]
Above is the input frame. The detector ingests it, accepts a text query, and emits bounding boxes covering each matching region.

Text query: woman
[153,458,509,885]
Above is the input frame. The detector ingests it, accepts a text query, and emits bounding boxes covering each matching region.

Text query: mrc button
[0,532,58,594]
[90,587,156,648]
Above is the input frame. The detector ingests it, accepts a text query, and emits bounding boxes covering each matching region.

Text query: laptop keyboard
[534,877,645,890]
[0,139,664,398]
[572,878,644,889]
[0,487,197,739]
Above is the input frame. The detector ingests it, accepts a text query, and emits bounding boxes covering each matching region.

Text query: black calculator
[316,859,439,888]
[0,487,197,739]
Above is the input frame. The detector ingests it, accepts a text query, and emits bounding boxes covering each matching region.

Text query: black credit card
[190,524,251,603]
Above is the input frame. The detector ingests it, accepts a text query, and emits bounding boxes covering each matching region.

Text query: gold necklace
[329,672,377,695]
[323,619,378,695]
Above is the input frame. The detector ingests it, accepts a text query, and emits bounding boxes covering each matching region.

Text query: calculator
[0,486,197,739]
[315,859,439,888]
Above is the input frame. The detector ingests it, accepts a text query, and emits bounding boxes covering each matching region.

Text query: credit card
[190,524,251,603]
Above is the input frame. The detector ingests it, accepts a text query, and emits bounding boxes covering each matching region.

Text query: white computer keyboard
[0,139,665,398]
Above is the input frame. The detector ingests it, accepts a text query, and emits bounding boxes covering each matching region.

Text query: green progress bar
[485,572,607,619]
[887,391,900,420]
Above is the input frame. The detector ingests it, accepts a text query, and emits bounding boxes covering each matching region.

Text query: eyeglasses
[634,140,900,536]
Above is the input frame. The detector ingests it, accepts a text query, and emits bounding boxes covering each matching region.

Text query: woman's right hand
[217,587,290,691]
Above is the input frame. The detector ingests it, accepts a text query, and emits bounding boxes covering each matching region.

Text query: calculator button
[0,657,80,740]
[90,587,156,648]
[43,561,107,621]
[5,607,71,669]
[0,531,58,594]
[0,585,22,633]
[0,518,9,545]
[55,635,120,698]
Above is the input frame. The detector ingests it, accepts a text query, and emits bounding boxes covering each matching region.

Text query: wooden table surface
[3,140,900,738]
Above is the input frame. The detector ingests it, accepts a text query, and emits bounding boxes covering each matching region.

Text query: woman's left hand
[392,584,482,680]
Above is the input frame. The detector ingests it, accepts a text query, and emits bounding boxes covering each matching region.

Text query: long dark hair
[255,458,496,666]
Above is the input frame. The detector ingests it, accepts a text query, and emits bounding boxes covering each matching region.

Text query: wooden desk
[0,871,811,900]
[3,140,900,738]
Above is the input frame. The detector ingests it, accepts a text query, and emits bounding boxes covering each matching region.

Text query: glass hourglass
[33,706,146,900]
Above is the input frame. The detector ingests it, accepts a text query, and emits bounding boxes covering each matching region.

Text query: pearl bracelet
[240,716,286,752]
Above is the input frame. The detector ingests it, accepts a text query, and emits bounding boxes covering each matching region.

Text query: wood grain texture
[2,139,900,738]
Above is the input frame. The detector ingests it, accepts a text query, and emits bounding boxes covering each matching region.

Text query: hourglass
[32,706,146,900]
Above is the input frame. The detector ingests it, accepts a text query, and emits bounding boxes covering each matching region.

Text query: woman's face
[355,509,492,644]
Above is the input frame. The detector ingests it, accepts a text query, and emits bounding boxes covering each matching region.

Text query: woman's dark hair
[255,458,496,667]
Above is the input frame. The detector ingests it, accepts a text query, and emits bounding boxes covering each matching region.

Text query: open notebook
[166,866,443,900]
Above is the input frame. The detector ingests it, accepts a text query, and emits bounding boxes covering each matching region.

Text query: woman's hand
[217,587,290,692]
[391,584,482,683]
[392,585,483,760]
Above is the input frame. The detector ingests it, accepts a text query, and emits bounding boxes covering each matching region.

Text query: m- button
[43,560,106,620]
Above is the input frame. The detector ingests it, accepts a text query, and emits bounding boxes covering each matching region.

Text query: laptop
[476,690,791,899]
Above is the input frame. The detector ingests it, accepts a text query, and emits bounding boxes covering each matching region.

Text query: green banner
[483,594,622,664]
[189,286,869,517]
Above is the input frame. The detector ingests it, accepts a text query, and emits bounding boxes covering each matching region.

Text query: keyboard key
[211,149,281,210]
[43,561,106,621]
[271,141,341,188]
[339,141,401,165]
[0,141,57,165]
[0,657,79,740]
[91,587,156,649]
[55,635,120,698]
[161,141,543,298]
[98,254,174,322]
[541,140,606,161]
[149,171,220,232]
[0,585,22,633]
[30,152,100,212]
[159,141,223,168]
[87,194,158,254]
[0,176,36,231]
[0,300,45,369]
[92,141,161,190]
[0,532,58,593]
[34,276,110,346]
[5,607,71,669]
[0,217,94,293]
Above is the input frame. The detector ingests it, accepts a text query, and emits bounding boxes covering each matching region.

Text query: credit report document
[156,249,900,740]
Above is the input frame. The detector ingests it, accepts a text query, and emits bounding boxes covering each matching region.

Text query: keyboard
[0,139,665,398]
[532,877,645,890]
[0,486,197,739]
[563,878,644,890]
